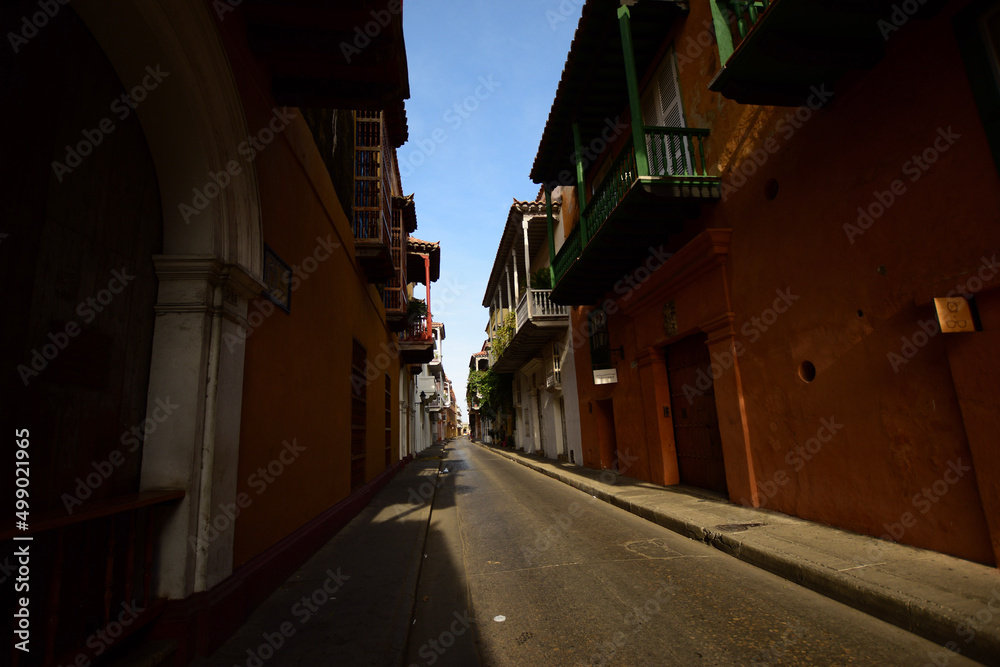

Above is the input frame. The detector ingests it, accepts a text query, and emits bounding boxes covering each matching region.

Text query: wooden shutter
[640,49,690,176]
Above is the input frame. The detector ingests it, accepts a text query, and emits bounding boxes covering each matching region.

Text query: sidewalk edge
[475,443,1000,665]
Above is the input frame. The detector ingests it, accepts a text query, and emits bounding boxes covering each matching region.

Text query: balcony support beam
[710,0,735,66]
[522,215,532,297]
[545,187,557,288]
[617,5,648,178]
[572,122,590,246]
[423,254,432,328]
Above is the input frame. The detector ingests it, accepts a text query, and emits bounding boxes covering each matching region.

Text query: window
[350,340,367,491]
[588,309,612,370]
[384,373,392,467]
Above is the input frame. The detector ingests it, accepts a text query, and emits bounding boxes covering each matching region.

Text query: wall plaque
[263,244,292,312]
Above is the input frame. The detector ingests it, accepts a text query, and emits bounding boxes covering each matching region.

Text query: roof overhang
[530,0,688,184]
[406,239,440,283]
[392,194,418,234]
[241,0,410,146]
[481,200,560,307]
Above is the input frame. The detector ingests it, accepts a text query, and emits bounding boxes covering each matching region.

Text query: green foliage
[466,367,512,420]
[407,298,427,318]
[491,312,516,360]
[529,268,552,289]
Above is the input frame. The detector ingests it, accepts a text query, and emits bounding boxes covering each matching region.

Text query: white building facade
[482,196,582,464]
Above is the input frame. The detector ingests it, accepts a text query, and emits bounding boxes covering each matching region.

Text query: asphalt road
[405,438,982,667]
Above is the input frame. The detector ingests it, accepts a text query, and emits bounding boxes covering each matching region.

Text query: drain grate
[714,522,767,532]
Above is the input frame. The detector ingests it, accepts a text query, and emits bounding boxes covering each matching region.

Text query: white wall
[560,328,584,466]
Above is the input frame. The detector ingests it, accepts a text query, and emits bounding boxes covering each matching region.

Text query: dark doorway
[1,3,162,511]
[594,399,618,471]
[666,333,728,494]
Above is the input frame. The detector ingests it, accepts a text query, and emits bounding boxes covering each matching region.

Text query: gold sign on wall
[933,297,976,333]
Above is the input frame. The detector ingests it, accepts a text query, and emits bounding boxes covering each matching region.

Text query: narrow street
[405,439,982,666]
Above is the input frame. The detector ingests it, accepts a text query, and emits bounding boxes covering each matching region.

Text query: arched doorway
[3,0,267,614]
[2,0,162,513]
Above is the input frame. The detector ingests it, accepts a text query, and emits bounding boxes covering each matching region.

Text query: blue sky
[401,0,581,418]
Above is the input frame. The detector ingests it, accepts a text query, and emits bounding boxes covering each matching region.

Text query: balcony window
[640,49,692,177]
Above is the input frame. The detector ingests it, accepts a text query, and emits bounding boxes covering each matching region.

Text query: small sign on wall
[934,297,976,333]
[593,368,618,385]
[263,245,292,312]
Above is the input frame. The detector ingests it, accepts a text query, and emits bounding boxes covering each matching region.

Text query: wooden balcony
[400,315,434,365]
[708,0,922,105]
[353,111,395,282]
[2,490,184,666]
[383,204,409,331]
[551,126,720,304]
[490,289,570,373]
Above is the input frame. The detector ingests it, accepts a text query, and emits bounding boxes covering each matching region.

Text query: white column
[522,216,533,315]
[140,256,263,598]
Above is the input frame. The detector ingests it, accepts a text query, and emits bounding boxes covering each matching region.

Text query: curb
[397,449,446,666]
[476,443,1000,665]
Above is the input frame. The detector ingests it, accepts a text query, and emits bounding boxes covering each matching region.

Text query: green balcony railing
[552,126,715,287]
[582,135,639,243]
[719,0,772,52]
[581,126,713,242]
[552,224,581,283]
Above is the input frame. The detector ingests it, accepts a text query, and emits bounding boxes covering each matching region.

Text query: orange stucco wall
[570,0,999,565]
[213,13,401,567]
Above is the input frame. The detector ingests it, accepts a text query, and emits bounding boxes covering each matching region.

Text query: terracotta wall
[571,0,999,564]
[214,13,400,567]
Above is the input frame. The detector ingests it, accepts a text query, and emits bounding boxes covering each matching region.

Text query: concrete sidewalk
[475,442,1000,666]
[191,444,447,667]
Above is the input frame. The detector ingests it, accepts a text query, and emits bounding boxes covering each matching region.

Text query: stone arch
[70,0,266,598]
[73,0,263,279]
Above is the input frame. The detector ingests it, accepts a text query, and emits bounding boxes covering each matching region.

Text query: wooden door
[666,334,728,494]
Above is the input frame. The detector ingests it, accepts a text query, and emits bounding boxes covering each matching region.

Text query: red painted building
[531,0,1000,567]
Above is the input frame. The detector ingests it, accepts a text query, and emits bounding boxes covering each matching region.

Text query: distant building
[481,197,583,462]
[468,345,491,441]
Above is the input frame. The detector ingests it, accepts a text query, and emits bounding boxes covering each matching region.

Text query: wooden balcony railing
[2,490,184,666]
[353,111,395,281]
[383,286,406,312]
[353,113,392,245]
[515,288,571,331]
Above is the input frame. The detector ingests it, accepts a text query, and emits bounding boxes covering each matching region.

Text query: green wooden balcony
[550,126,719,304]
[708,0,914,105]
